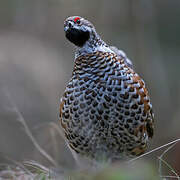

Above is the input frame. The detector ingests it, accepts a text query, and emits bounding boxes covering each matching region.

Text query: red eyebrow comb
[74,17,80,22]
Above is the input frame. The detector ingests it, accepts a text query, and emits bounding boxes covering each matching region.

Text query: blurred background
[0,0,180,178]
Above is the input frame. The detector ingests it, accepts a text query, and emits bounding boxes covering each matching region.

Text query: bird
[59,16,154,163]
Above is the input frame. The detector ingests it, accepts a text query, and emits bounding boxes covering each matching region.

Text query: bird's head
[64,16,97,47]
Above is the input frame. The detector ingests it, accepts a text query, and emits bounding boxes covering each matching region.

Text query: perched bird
[60,16,154,162]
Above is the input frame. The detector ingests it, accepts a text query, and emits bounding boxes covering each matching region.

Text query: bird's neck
[75,30,114,58]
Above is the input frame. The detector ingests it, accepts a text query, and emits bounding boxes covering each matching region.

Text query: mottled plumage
[60,16,154,162]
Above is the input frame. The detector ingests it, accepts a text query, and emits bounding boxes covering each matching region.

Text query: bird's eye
[76,19,80,24]
[74,17,81,24]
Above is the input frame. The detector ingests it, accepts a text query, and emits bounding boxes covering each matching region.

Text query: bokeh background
[0,0,180,177]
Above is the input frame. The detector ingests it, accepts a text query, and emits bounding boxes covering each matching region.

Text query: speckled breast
[60,51,154,160]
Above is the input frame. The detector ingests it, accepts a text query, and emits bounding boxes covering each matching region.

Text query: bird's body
[60,16,154,162]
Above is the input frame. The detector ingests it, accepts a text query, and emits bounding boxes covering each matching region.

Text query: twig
[128,139,180,163]
[4,89,59,167]
[158,142,179,178]
[23,160,50,174]
[160,176,180,179]
[158,157,180,179]
[0,152,33,176]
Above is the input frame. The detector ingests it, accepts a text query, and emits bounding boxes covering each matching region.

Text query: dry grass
[0,90,180,179]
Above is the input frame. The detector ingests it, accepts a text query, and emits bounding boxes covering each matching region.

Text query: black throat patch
[65,28,90,47]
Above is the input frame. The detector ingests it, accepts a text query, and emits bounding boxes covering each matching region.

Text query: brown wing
[131,73,154,139]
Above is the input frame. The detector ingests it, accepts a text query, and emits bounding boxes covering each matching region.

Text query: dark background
[0,0,180,175]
